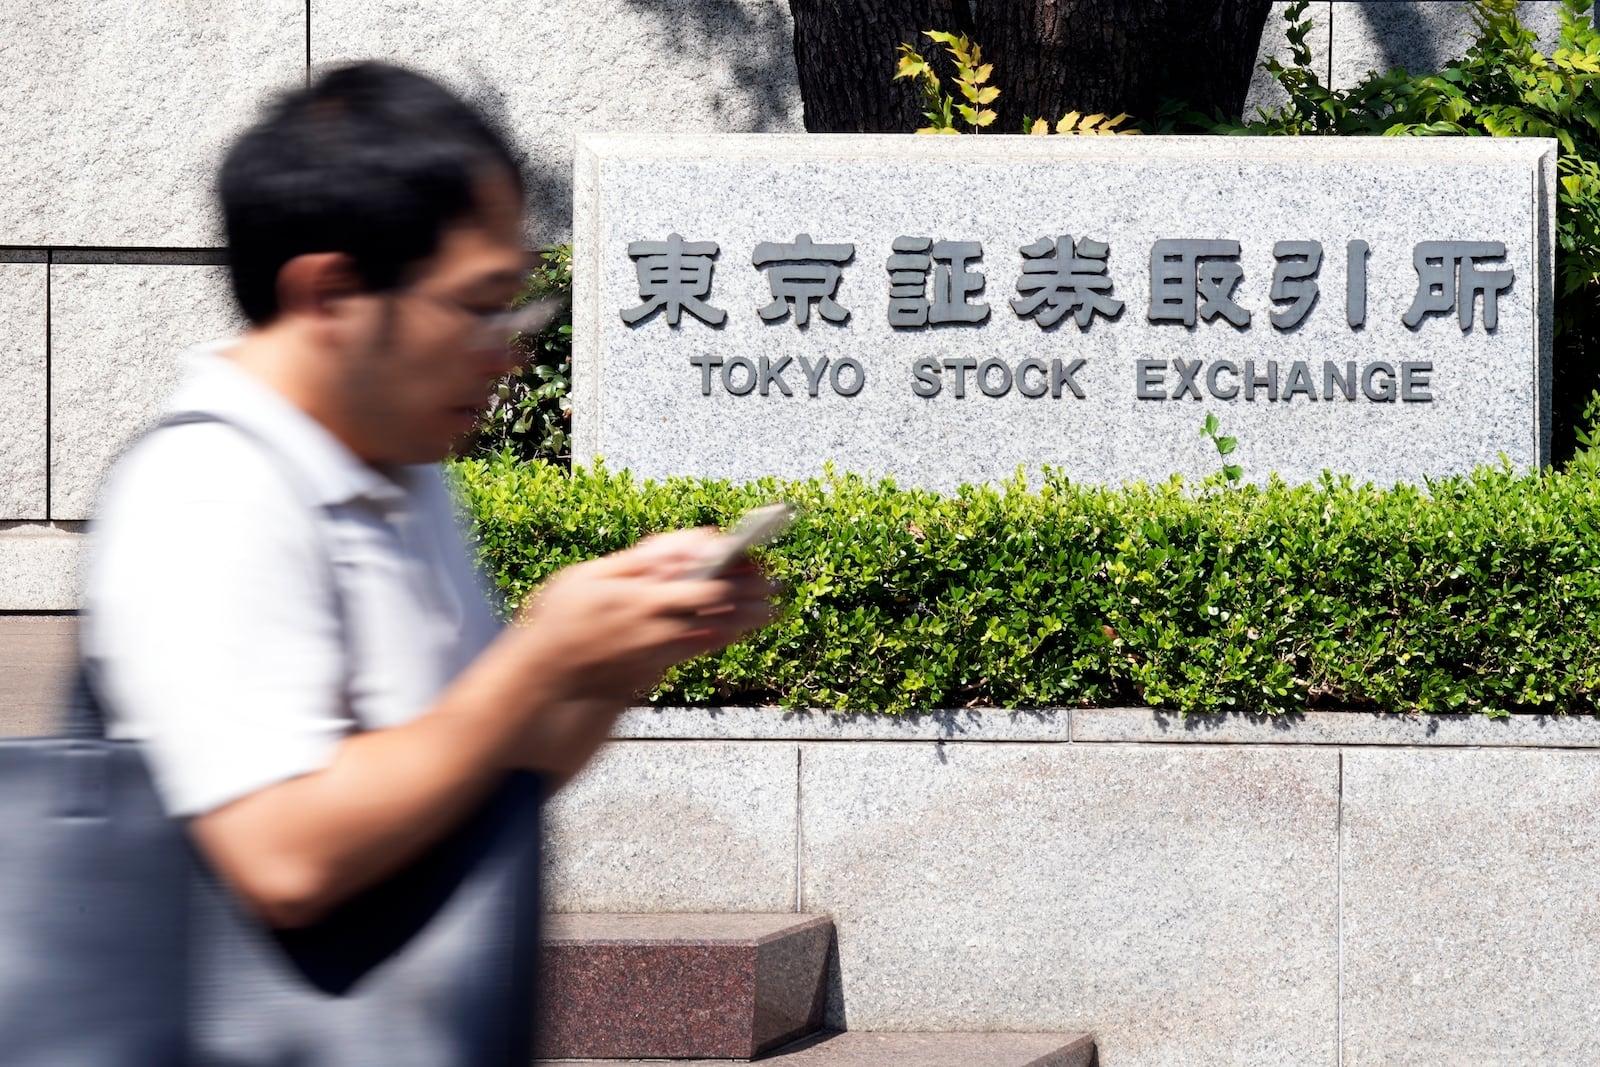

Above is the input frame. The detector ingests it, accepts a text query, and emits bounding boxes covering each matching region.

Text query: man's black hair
[219,62,524,325]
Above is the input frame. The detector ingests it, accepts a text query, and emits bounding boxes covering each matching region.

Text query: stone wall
[546,706,1600,1066]
[0,1,1578,609]
[4,624,1597,1064]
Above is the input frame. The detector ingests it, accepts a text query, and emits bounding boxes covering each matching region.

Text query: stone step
[538,912,832,1060]
[538,1030,1096,1066]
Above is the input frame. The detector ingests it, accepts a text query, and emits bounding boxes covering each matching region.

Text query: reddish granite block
[538,1029,1098,1066]
[537,913,832,1059]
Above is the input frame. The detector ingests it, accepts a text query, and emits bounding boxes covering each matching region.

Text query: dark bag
[0,413,545,1066]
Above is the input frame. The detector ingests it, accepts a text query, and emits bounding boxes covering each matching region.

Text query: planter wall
[546,707,1600,1066]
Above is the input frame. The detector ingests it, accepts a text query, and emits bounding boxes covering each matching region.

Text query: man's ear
[275,252,365,319]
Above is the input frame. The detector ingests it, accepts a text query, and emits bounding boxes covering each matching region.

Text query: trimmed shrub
[452,454,1600,716]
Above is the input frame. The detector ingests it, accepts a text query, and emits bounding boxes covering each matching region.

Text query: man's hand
[513,529,775,703]
[499,530,775,780]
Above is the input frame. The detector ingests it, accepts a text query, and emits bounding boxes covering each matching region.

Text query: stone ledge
[610,706,1072,742]
[1076,706,1600,747]
[611,705,1600,747]
[579,131,1554,167]
[0,523,86,611]
[0,615,75,737]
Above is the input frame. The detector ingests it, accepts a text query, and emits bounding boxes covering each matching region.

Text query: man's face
[338,174,530,466]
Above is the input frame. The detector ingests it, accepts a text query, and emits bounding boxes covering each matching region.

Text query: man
[82,61,772,939]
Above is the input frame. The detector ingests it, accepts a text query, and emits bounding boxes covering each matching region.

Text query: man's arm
[190,531,771,929]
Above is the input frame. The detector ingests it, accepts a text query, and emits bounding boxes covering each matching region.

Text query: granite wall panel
[48,265,243,520]
[1342,748,1600,1065]
[798,742,1340,1066]
[543,740,800,913]
[0,266,48,520]
[0,2,303,247]
[311,0,804,245]
[1331,2,1572,91]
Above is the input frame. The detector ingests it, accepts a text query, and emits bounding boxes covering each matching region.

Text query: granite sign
[574,136,1554,489]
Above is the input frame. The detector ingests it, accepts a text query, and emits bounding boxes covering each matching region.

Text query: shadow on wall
[621,0,799,134]
[440,58,577,247]
[1358,2,1440,78]
[1341,0,1583,88]
[457,0,801,244]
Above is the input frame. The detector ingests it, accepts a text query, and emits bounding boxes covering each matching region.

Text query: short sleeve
[82,424,354,817]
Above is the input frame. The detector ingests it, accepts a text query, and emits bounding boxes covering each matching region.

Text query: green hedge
[451,454,1600,716]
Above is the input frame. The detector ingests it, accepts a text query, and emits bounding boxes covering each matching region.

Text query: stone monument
[573,135,1554,489]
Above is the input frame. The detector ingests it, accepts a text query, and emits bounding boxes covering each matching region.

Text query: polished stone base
[537,913,832,1059]
[539,1029,1096,1066]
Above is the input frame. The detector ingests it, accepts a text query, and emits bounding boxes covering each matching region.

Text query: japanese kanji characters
[1269,241,1322,331]
[621,233,726,327]
[619,232,1514,333]
[1148,239,1250,328]
[885,237,989,326]
[1010,235,1123,328]
[1401,241,1514,330]
[752,233,854,326]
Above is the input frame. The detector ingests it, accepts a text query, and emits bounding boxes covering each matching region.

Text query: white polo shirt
[82,341,504,817]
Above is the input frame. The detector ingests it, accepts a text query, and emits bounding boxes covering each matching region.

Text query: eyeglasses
[414,291,569,345]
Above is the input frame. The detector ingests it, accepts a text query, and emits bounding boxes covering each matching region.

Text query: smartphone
[682,502,797,580]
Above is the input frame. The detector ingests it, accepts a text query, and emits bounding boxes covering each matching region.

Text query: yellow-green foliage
[453,455,1600,716]
[893,27,1138,138]
[1027,110,1137,136]
[895,31,998,133]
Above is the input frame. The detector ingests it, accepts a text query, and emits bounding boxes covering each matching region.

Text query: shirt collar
[165,339,413,510]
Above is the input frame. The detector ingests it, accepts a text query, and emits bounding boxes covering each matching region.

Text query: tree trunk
[788,0,974,132]
[789,0,1272,134]
[975,0,1272,132]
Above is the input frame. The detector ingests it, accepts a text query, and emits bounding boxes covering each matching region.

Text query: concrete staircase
[536,913,1095,1066]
